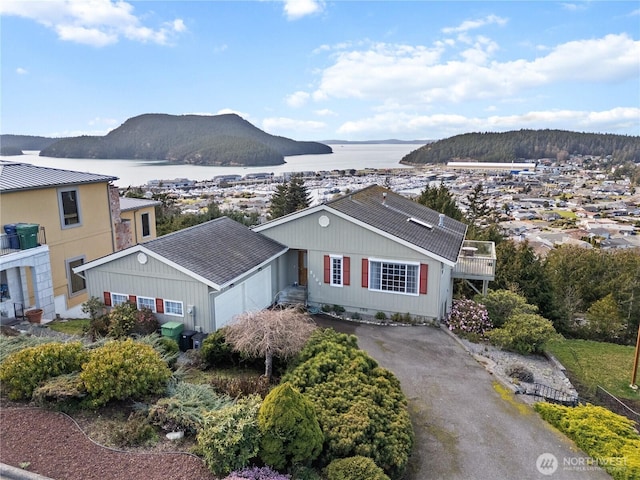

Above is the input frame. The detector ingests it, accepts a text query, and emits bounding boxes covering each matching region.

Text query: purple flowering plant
[223,466,291,480]
[446,298,493,340]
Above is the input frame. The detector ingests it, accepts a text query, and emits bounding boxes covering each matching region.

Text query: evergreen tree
[461,183,493,225]
[415,183,465,221]
[268,174,310,219]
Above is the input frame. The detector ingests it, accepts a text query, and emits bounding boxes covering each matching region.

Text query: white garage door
[214,266,272,330]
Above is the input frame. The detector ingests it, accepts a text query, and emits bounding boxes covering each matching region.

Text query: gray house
[75,217,288,332]
[255,185,495,322]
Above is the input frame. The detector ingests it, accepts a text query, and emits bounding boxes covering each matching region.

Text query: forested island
[0,135,61,155]
[401,130,640,165]
[32,114,331,166]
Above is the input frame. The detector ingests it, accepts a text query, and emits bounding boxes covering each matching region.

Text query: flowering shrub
[223,466,291,480]
[446,299,492,339]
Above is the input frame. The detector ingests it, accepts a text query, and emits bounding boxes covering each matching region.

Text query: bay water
[4,144,423,187]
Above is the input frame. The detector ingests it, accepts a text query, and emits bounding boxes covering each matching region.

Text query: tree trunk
[265,352,273,381]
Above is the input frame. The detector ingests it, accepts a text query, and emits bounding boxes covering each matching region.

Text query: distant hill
[38,114,332,166]
[400,130,640,165]
[0,135,61,155]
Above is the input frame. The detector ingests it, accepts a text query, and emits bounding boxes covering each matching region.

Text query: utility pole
[632,321,640,390]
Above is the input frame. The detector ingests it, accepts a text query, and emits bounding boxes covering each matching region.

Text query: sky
[1,0,639,142]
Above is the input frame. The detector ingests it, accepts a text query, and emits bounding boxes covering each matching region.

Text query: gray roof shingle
[143,217,287,287]
[327,185,467,263]
[0,160,118,192]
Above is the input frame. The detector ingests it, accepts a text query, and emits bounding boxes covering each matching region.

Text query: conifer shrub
[0,341,88,400]
[80,338,172,407]
[488,313,556,354]
[197,395,262,477]
[477,289,538,328]
[32,372,86,405]
[200,327,241,368]
[324,456,390,480]
[258,382,323,470]
[283,329,414,480]
[534,403,640,480]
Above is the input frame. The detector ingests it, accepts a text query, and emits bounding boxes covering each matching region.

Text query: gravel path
[0,409,215,480]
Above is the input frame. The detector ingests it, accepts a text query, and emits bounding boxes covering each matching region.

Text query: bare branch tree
[224,307,317,381]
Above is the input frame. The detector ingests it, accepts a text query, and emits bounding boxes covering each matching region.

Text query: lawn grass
[545,337,640,401]
[47,319,90,336]
[551,209,577,219]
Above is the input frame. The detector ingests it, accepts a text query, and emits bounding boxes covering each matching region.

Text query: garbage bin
[161,321,183,343]
[179,329,197,352]
[16,224,39,250]
[3,224,20,249]
[192,332,209,350]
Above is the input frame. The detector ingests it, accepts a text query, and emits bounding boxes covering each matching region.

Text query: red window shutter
[103,291,112,307]
[155,298,164,313]
[129,294,137,304]
[419,264,428,294]
[324,255,331,283]
[343,256,350,285]
[361,258,368,288]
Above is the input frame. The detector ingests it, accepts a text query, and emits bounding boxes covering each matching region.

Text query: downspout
[107,184,116,253]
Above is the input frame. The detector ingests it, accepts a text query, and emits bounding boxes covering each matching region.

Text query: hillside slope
[400,130,640,165]
[39,113,332,166]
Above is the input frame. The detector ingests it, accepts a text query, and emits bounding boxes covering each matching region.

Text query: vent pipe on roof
[382,192,387,206]
[438,213,445,227]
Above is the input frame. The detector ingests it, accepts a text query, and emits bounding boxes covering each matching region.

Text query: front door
[298,250,308,286]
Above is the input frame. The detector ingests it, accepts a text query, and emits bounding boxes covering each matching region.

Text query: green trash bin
[161,321,184,343]
[16,224,39,250]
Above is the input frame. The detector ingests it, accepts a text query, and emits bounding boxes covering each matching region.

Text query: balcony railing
[453,240,496,280]
[0,226,47,257]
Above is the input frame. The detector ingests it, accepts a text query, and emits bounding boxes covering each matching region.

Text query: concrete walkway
[316,318,613,480]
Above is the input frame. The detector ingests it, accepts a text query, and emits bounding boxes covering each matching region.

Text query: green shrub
[488,313,556,355]
[350,312,361,320]
[32,372,86,405]
[0,341,88,400]
[582,294,627,343]
[324,456,390,480]
[148,381,233,433]
[0,335,59,364]
[197,395,262,477]
[321,305,332,313]
[375,311,387,321]
[446,298,492,339]
[332,305,345,314]
[80,338,172,407]
[109,411,159,447]
[534,403,640,480]
[284,329,413,479]
[478,289,537,328]
[259,382,323,470]
[132,307,160,335]
[106,302,159,339]
[390,312,403,322]
[201,327,240,368]
[136,333,180,367]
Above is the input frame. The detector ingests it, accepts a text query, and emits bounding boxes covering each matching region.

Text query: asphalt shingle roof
[0,160,118,192]
[327,185,467,263]
[143,217,288,287]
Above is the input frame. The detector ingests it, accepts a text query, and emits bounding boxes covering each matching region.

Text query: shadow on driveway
[313,316,612,480]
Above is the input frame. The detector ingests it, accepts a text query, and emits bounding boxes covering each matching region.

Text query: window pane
[68,258,86,294]
[141,213,150,237]
[112,293,128,306]
[61,190,80,226]
[369,260,418,295]
[331,257,342,286]
[137,296,155,312]
[164,300,183,316]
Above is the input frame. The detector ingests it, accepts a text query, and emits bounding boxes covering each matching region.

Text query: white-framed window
[330,255,343,287]
[58,187,81,228]
[141,212,151,238]
[164,299,184,316]
[66,256,86,296]
[111,293,128,306]
[369,259,419,296]
[137,296,156,312]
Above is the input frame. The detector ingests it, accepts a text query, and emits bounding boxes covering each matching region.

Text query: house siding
[260,210,444,320]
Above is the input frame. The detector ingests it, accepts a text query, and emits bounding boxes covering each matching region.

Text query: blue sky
[1,0,639,141]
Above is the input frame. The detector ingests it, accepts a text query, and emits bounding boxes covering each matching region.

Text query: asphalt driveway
[315,317,613,480]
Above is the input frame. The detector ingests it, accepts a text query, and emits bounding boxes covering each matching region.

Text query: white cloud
[16,67,28,75]
[314,109,337,116]
[337,107,640,139]
[310,34,639,108]
[88,116,118,127]
[262,117,326,134]
[286,91,310,107]
[283,0,325,20]
[561,3,587,12]
[216,108,251,120]
[441,14,507,34]
[0,0,186,47]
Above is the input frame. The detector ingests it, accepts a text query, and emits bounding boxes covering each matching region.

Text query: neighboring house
[0,160,159,322]
[75,217,288,333]
[255,185,495,322]
[118,197,162,245]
